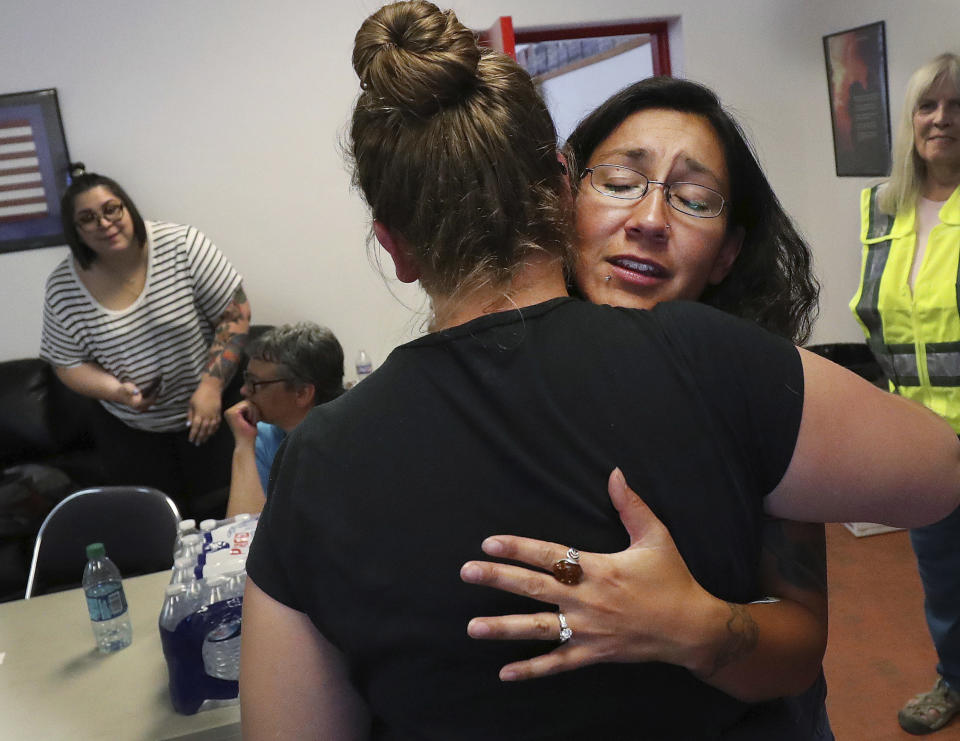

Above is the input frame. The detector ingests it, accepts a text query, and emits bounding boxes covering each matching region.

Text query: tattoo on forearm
[206,332,248,381]
[204,286,250,383]
[704,604,759,678]
[762,520,827,593]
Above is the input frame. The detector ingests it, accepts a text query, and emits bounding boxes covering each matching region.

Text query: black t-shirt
[247,298,805,740]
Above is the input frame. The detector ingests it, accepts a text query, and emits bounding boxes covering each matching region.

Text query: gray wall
[2,0,958,377]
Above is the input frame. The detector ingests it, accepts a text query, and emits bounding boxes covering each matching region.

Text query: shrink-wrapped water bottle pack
[159,514,257,714]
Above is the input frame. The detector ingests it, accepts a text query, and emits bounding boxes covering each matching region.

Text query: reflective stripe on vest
[852,187,893,336]
[854,185,960,388]
[868,342,920,387]
[853,186,916,385]
[927,340,960,384]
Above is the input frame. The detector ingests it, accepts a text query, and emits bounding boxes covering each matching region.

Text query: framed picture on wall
[823,21,892,177]
[0,88,72,254]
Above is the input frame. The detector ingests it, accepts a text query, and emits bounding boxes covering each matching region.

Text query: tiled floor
[824,523,960,739]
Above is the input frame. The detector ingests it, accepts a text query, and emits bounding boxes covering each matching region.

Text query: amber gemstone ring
[551,547,583,585]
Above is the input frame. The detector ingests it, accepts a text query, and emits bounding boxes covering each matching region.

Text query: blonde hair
[349,1,571,304]
[880,53,960,214]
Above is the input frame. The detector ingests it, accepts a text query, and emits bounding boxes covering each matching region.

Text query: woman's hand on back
[460,468,728,681]
[459,469,828,701]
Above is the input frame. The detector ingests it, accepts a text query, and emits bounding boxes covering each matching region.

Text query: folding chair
[25,486,180,599]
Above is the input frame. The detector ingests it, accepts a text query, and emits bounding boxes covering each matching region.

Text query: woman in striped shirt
[40,172,251,519]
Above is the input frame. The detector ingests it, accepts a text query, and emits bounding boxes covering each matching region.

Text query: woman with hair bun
[241,4,960,738]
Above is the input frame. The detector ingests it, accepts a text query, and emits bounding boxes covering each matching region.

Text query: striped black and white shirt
[40,221,243,432]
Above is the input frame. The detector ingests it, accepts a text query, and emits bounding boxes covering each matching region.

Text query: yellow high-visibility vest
[850,183,960,432]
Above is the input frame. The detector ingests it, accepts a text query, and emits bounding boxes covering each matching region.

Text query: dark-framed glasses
[74,200,126,232]
[582,164,727,218]
[242,372,289,393]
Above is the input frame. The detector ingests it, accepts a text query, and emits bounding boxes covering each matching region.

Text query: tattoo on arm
[703,604,759,678]
[204,286,251,383]
[206,333,248,382]
[761,519,827,593]
[699,521,825,681]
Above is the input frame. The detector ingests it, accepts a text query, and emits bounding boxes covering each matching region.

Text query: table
[0,570,240,741]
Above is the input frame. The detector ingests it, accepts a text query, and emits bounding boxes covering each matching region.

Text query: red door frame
[480,16,517,59]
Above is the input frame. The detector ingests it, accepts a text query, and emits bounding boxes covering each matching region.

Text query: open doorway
[480,19,674,142]
[518,36,654,141]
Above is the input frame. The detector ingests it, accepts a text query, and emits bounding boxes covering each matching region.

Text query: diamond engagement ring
[557,612,573,643]
[551,547,583,585]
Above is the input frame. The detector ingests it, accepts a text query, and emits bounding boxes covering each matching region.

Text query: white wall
[2,0,959,373]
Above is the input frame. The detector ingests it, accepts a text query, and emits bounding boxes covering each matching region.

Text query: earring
[604,275,612,282]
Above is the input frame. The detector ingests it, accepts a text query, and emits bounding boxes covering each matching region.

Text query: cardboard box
[843,522,905,538]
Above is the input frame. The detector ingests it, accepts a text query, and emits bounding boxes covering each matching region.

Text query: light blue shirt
[255,422,287,495]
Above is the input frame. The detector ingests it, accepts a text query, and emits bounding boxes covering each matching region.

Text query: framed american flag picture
[0,89,72,254]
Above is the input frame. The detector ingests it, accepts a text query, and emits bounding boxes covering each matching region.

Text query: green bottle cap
[86,542,106,559]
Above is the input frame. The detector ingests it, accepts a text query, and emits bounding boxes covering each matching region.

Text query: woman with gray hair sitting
[224,322,343,516]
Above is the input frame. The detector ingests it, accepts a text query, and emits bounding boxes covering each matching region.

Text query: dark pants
[88,403,232,522]
[910,499,960,689]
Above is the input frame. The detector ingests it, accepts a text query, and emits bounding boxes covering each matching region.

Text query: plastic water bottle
[201,576,227,609]
[173,519,198,558]
[200,576,242,681]
[171,556,195,585]
[202,614,242,680]
[185,575,204,604]
[82,542,133,653]
[199,519,218,542]
[222,564,247,598]
[355,349,373,382]
[178,533,203,560]
[159,583,193,631]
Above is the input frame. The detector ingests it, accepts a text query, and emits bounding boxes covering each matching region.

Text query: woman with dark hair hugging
[241,3,960,738]
[461,77,834,739]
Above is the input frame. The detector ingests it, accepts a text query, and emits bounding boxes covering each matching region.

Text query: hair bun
[353,1,481,115]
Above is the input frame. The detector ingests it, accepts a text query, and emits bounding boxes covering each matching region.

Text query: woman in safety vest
[850,52,960,736]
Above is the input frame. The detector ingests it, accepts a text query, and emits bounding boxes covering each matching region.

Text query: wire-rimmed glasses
[582,164,727,218]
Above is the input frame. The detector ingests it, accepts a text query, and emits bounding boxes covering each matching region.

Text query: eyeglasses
[242,372,289,393]
[582,164,727,218]
[74,200,125,232]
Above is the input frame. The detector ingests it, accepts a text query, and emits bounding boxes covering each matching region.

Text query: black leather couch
[0,358,104,483]
[0,358,105,601]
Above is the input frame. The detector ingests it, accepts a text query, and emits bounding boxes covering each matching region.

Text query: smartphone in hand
[141,377,162,397]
